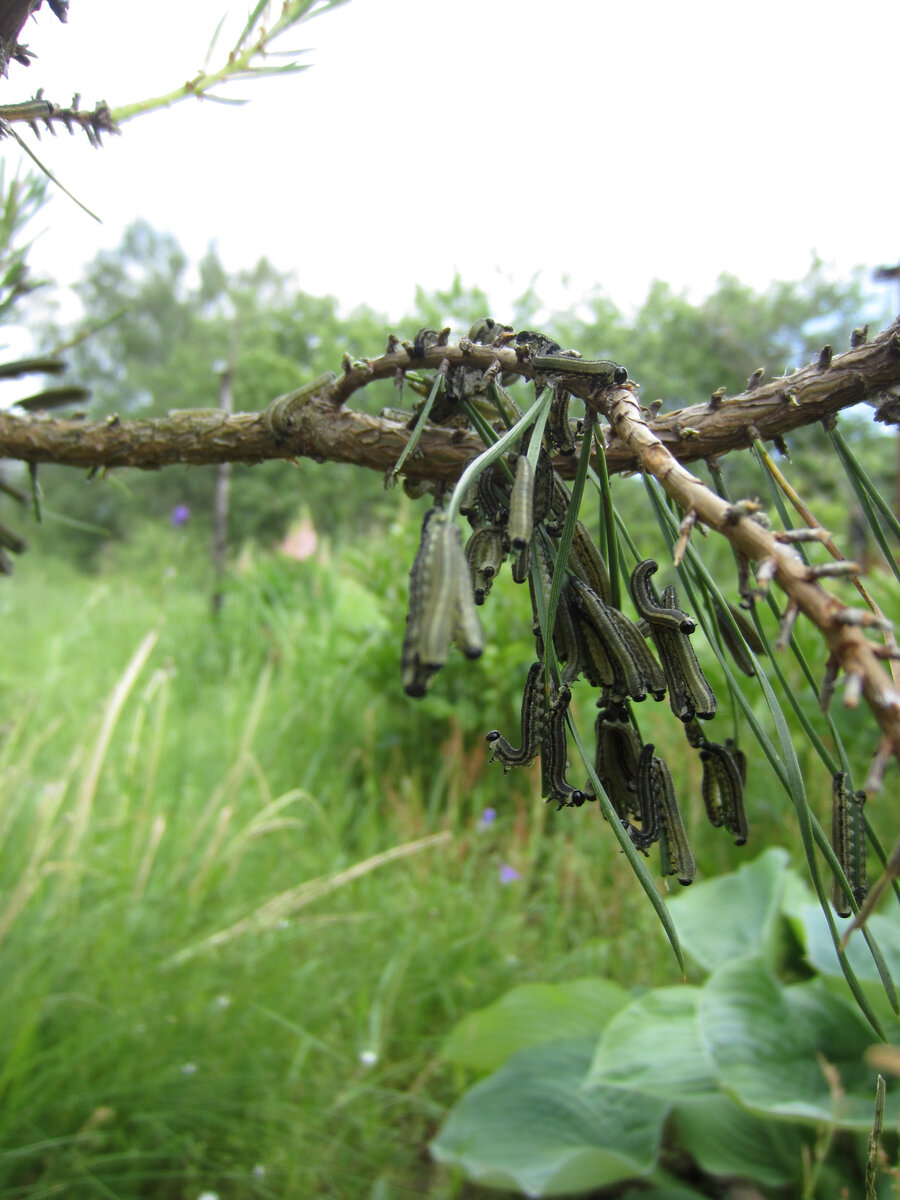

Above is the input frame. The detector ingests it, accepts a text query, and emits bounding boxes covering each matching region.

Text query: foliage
[0,165,48,331]
[0,535,690,1198]
[433,849,900,1198]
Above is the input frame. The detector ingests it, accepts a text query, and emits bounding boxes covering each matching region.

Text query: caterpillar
[568,521,613,606]
[508,454,536,552]
[570,577,654,703]
[546,382,576,456]
[830,770,867,917]
[699,741,747,844]
[585,707,642,816]
[650,751,695,885]
[486,661,546,772]
[465,526,505,604]
[401,507,445,697]
[542,685,587,809]
[531,353,629,387]
[629,743,661,851]
[629,560,695,633]
[648,585,717,721]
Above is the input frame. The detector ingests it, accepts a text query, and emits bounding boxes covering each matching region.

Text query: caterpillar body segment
[508,454,536,551]
[570,576,663,704]
[699,741,747,844]
[450,524,486,661]
[651,753,695,885]
[629,559,695,633]
[629,743,661,851]
[531,353,628,387]
[531,449,555,527]
[569,521,612,606]
[585,707,642,815]
[830,771,867,916]
[546,382,576,455]
[700,748,725,828]
[605,606,668,701]
[542,685,587,808]
[649,585,717,721]
[419,520,464,668]
[724,737,747,787]
[401,507,445,697]
[465,526,505,604]
[486,661,547,772]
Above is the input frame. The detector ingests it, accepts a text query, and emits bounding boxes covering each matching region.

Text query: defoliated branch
[1,319,899,478]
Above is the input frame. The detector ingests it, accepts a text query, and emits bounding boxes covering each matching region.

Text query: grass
[0,498,895,1199]
[0,525,677,1200]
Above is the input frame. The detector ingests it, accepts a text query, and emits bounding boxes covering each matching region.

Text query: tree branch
[595,382,900,767]
[1,319,899,478]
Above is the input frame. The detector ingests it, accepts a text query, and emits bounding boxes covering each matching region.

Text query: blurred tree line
[2,200,894,570]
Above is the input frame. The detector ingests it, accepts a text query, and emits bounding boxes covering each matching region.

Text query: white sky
[4,0,900,327]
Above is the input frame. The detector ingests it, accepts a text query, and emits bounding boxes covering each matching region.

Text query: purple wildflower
[171,504,191,527]
[479,807,497,827]
[499,864,520,884]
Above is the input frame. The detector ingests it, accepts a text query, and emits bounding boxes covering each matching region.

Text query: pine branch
[1,318,898,476]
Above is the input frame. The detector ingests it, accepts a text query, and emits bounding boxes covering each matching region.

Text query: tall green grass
[0,523,676,1200]
[0,490,893,1198]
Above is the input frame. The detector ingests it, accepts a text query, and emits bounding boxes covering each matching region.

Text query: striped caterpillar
[830,770,867,917]
[486,662,546,772]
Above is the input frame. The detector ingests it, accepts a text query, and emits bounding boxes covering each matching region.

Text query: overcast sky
[4,0,899,329]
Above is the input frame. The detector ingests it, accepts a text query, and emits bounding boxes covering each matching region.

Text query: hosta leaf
[698,957,898,1128]
[667,847,789,973]
[587,986,714,1098]
[441,979,629,1075]
[673,1093,806,1187]
[432,1038,669,1197]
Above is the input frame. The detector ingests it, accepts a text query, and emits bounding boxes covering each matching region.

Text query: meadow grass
[0,508,893,1199]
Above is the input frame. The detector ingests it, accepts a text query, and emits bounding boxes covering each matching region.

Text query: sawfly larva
[486,661,546,772]
[546,383,576,455]
[831,771,867,917]
[650,751,695,885]
[508,454,536,551]
[649,585,717,721]
[699,741,747,844]
[542,685,587,809]
[629,743,662,851]
[629,559,695,633]
[402,507,444,697]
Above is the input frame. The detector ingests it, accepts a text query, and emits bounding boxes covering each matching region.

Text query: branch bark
[596,383,900,767]
[1,320,899,478]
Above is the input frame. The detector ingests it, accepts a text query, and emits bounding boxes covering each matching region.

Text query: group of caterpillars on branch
[396,319,869,904]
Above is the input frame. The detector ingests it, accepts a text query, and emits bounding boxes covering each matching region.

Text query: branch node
[843,670,864,708]
[818,344,834,370]
[851,325,869,348]
[775,600,800,651]
[746,367,764,391]
[673,507,698,566]
[820,655,839,713]
[708,387,726,410]
[833,608,894,633]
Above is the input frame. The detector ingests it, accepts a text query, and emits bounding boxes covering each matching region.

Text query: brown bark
[599,383,900,767]
[1,320,899,478]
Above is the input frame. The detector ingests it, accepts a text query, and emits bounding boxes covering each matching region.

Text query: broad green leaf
[698,958,898,1128]
[432,1038,670,1197]
[796,904,900,988]
[441,979,629,1075]
[673,1094,806,1187]
[587,986,714,1098]
[667,848,790,973]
